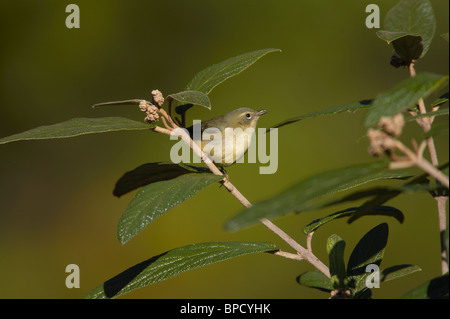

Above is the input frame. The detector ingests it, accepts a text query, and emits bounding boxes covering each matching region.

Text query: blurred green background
[0,0,448,299]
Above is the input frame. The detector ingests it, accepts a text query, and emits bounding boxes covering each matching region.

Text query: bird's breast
[195,127,255,166]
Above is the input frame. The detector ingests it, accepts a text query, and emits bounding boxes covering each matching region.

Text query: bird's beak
[256,109,267,117]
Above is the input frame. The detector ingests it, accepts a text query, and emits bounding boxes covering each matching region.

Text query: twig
[437,196,449,274]
[306,231,314,253]
[392,139,449,188]
[153,120,331,278]
[409,62,449,274]
[270,250,304,261]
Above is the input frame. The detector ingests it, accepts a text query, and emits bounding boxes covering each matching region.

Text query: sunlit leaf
[113,162,210,197]
[83,241,277,299]
[167,91,211,110]
[0,117,151,145]
[185,48,281,94]
[296,270,333,292]
[380,264,421,282]
[364,73,448,127]
[118,173,223,244]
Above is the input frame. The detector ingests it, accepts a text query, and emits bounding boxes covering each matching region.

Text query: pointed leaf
[118,173,223,244]
[224,161,388,231]
[83,241,277,299]
[303,206,404,234]
[296,270,333,292]
[269,99,372,130]
[402,273,449,299]
[113,162,210,197]
[185,48,281,94]
[380,264,421,282]
[364,73,448,127]
[430,92,449,107]
[327,235,347,289]
[406,108,449,122]
[294,172,412,214]
[167,91,211,110]
[0,117,151,145]
[349,162,449,223]
[347,223,388,292]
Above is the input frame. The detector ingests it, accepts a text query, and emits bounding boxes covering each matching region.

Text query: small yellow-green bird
[186,108,267,167]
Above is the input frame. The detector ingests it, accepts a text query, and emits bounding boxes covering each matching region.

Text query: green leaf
[377,33,423,63]
[402,273,449,299]
[347,223,388,293]
[113,162,210,197]
[377,0,436,60]
[303,206,404,234]
[185,48,281,94]
[327,235,347,289]
[364,73,448,127]
[269,99,372,130]
[224,161,388,231]
[380,264,421,282]
[349,162,449,223]
[406,108,449,122]
[83,241,277,299]
[118,173,223,244]
[0,117,151,145]
[296,270,333,292]
[167,91,211,110]
[296,172,412,214]
[431,92,449,107]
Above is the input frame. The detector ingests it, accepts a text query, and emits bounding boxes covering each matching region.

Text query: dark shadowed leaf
[113,162,210,197]
[118,173,223,244]
[224,161,388,231]
[269,99,372,130]
[364,73,448,127]
[185,48,281,94]
[0,117,151,144]
[296,270,333,292]
[303,206,403,234]
[347,223,388,293]
[83,241,277,299]
[349,163,449,223]
[402,273,449,299]
[327,235,347,289]
[377,0,435,61]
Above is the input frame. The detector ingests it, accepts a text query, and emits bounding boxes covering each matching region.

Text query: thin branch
[155,118,331,278]
[437,196,449,274]
[270,250,304,261]
[306,231,314,253]
[392,139,449,188]
[409,62,449,274]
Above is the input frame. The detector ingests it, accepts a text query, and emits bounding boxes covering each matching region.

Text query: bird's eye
[245,113,252,119]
